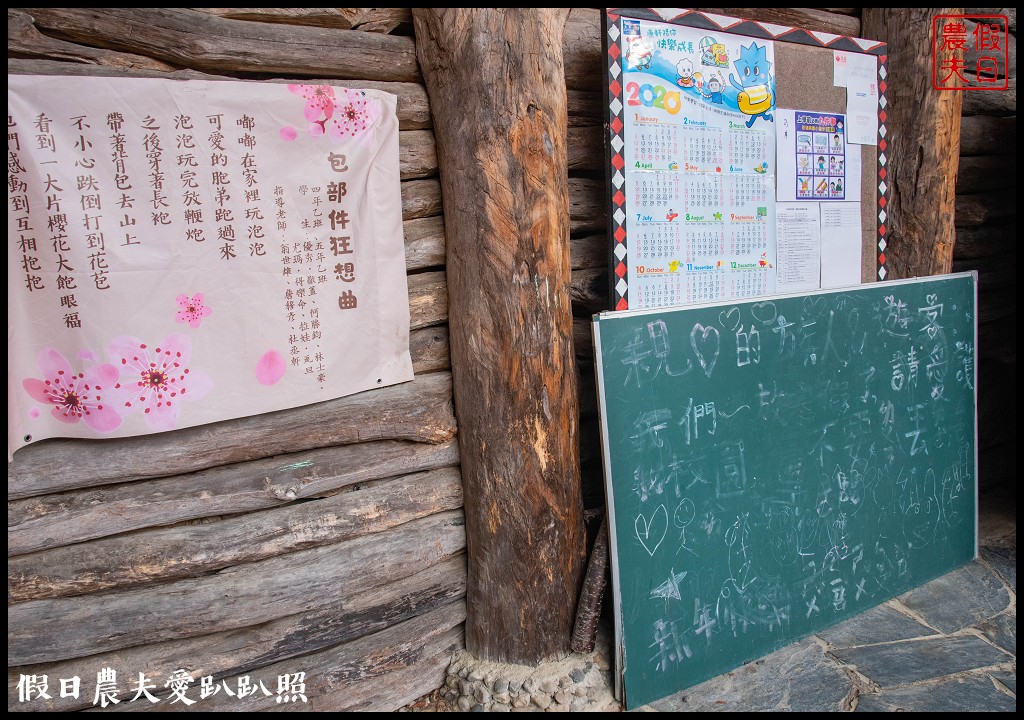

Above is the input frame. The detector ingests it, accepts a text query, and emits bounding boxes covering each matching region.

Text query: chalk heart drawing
[803,296,826,318]
[635,505,669,557]
[751,300,778,325]
[718,306,741,331]
[690,323,720,378]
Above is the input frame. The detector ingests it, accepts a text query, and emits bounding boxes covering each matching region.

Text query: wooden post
[412,9,586,664]
[862,8,963,277]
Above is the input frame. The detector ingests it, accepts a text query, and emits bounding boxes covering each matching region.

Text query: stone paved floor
[643,485,1016,712]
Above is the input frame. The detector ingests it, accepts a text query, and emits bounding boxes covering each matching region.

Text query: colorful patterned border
[603,8,890,309]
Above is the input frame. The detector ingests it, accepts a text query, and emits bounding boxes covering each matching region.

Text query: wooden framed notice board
[603,8,890,312]
[595,8,980,709]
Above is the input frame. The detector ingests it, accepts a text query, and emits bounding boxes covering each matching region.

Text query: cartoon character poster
[776,110,852,201]
[620,18,778,308]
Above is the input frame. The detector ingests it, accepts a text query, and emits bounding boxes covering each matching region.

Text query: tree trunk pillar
[412,8,586,664]
[862,8,963,277]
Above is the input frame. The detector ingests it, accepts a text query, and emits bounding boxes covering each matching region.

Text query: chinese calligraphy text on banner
[8,76,413,458]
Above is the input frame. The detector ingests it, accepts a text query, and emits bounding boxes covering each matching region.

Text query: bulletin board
[603,8,889,312]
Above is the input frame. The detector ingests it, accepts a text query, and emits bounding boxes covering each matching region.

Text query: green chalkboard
[593,274,978,709]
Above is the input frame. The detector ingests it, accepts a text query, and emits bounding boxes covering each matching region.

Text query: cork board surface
[775,42,879,283]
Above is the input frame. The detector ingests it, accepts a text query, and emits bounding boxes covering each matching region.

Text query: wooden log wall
[562,8,870,512]
[8,7,465,712]
[951,8,1017,491]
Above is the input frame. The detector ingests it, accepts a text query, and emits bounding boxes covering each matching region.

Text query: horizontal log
[399,129,438,181]
[570,233,606,271]
[568,125,604,171]
[952,254,1015,292]
[569,177,607,234]
[403,215,446,270]
[8,372,457,499]
[571,266,610,315]
[954,222,1015,260]
[8,556,466,712]
[959,114,1017,157]
[187,602,465,712]
[8,510,466,666]
[191,8,412,33]
[9,467,463,601]
[956,154,1015,194]
[8,8,175,71]
[9,437,459,557]
[962,76,1016,115]
[977,359,1016,451]
[408,271,449,330]
[401,179,444,220]
[567,89,603,127]
[21,7,422,82]
[410,324,451,374]
[955,191,1017,227]
[963,18,1016,80]
[977,312,1016,363]
[696,7,861,36]
[7,59,432,130]
[573,316,595,364]
[976,279,1016,327]
[563,8,602,91]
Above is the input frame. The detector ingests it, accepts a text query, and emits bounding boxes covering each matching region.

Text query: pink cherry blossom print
[175,293,212,329]
[280,125,298,142]
[108,334,213,431]
[288,84,337,137]
[255,350,286,386]
[327,89,377,141]
[22,348,122,432]
[28,407,41,419]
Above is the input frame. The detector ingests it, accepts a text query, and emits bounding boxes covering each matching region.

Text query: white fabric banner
[8,75,413,458]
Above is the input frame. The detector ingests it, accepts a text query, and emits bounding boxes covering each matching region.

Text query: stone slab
[855,673,1017,713]
[648,638,853,712]
[980,545,1016,593]
[816,602,936,648]
[830,634,1009,687]
[979,612,1016,655]
[898,562,1010,635]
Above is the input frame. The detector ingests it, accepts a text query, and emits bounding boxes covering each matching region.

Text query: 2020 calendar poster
[620,18,778,308]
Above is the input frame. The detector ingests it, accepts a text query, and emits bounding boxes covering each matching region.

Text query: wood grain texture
[8,59,432,130]
[8,8,175,71]
[563,8,602,91]
[568,125,604,171]
[171,602,466,712]
[695,7,861,36]
[8,371,456,499]
[410,324,451,374]
[408,271,449,330]
[8,510,466,665]
[954,223,1014,259]
[192,8,412,33]
[569,177,607,234]
[570,234,607,271]
[20,7,421,81]
[8,556,466,712]
[400,129,438,180]
[862,9,962,278]
[571,266,611,315]
[9,467,463,601]
[962,76,1017,115]
[959,115,1016,156]
[403,215,446,270]
[8,438,459,557]
[414,8,586,664]
[401,178,443,220]
[957,154,1015,194]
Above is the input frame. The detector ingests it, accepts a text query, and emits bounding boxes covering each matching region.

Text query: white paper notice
[844,53,878,145]
[776,202,820,292]
[820,203,862,289]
